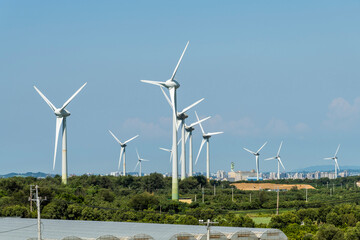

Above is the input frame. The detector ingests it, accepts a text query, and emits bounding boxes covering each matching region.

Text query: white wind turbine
[135,149,149,177]
[141,41,189,200]
[160,147,173,163]
[265,141,285,180]
[324,144,341,179]
[109,130,139,176]
[160,87,204,180]
[34,83,87,184]
[243,142,267,181]
[195,111,224,180]
[183,117,211,177]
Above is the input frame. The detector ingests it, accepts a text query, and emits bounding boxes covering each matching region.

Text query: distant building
[227,169,256,182]
[216,170,227,180]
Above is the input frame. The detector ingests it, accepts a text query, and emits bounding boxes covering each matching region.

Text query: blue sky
[1,1,360,175]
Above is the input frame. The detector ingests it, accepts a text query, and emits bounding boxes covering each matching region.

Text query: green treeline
[2,174,360,239]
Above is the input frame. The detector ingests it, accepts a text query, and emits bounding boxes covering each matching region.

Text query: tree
[316,224,344,240]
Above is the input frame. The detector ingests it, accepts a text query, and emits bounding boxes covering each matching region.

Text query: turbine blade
[60,82,87,111]
[195,111,205,134]
[324,157,333,160]
[170,41,189,81]
[176,119,182,132]
[185,131,190,143]
[277,141,283,156]
[256,141,267,154]
[335,160,340,171]
[195,138,206,165]
[170,151,173,163]
[160,86,173,109]
[264,157,276,161]
[160,147,172,152]
[279,157,285,170]
[334,144,340,157]
[108,130,123,145]
[207,131,224,136]
[124,135,139,144]
[141,80,167,88]
[141,159,150,162]
[134,161,140,171]
[53,117,63,170]
[136,149,140,160]
[243,148,256,155]
[118,147,124,170]
[189,116,211,128]
[179,98,204,115]
[177,137,182,146]
[34,86,56,112]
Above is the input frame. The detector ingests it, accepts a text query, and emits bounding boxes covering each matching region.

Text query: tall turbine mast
[243,142,267,181]
[109,130,139,176]
[324,144,341,179]
[141,41,189,200]
[34,83,87,184]
[194,111,223,180]
[265,141,285,180]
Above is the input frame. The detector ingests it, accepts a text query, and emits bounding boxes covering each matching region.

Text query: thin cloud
[122,117,168,138]
[323,97,360,130]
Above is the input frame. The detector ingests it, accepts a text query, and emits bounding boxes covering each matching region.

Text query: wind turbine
[195,111,224,180]
[184,116,211,177]
[135,149,149,177]
[109,130,139,176]
[243,142,267,181]
[34,83,87,184]
[160,147,173,163]
[141,41,189,200]
[160,87,204,180]
[265,141,285,180]
[324,144,341,179]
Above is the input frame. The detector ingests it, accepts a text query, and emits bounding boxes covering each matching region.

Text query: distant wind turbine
[265,141,285,180]
[324,144,341,179]
[109,130,139,176]
[34,83,87,184]
[160,147,173,163]
[243,142,267,181]
[195,111,223,180]
[135,149,149,177]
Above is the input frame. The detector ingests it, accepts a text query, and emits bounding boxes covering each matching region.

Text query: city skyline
[1,1,360,175]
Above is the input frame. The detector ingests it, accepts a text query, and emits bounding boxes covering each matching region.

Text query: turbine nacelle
[54,109,70,118]
[165,79,180,89]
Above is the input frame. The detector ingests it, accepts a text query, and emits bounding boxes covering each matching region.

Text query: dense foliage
[2,174,360,239]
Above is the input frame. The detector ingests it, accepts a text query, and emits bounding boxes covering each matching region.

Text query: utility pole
[276,187,279,215]
[202,187,204,203]
[232,187,234,202]
[199,219,218,240]
[29,185,46,240]
[327,182,328,189]
[305,188,308,202]
[250,193,252,203]
[29,185,34,212]
[333,183,335,193]
[195,194,197,202]
[213,184,216,196]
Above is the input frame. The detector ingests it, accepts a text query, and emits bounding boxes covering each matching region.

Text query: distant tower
[231,162,235,172]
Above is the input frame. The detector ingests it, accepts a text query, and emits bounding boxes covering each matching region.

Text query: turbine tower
[184,116,211,177]
[195,111,224,180]
[109,130,139,176]
[34,83,87,184]
[160,87,204,180]
[135,149,149,177]
[324,144,341,179]
[243,142,267,181]
[265,141,285,180]
[141,41,189,200]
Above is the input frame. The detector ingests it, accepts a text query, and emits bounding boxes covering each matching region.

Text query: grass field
[251,217,272,225]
